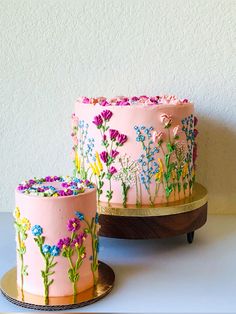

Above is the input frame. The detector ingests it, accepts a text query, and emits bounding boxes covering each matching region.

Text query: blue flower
[95,212,99,224]
[42,244,51,254]
[50,245,60,257]
[75,211,84,221]
[31,225,43,237]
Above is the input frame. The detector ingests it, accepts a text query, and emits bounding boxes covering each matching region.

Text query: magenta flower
[101,100,109,106]
[92,115,103,127]
[131,96,139,101]
[109,129,119,141]
[117,133,128,145]
[100,151,108,163]
[82,97,90,104]
[110,150,119,158]
[119,101,130,106]
[67,218,81,232]
[71,233,87,247]
[45,176,54,182]
[109,166,117,175]
[101,110,113,121]
[57,237,71,249]
[103,134,107,141]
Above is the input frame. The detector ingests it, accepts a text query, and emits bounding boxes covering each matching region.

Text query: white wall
[0,0,235,213]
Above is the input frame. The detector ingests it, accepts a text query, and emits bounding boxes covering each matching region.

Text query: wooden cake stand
[98,183,207,243]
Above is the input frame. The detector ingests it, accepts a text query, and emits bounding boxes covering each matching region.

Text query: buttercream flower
[72,136,78,145]
[160,113,172,128]
[21,217,31,231]
[100,151,108,163]
[57,237,71,249]
[101,100,109,106]
[67,218,81,232]
[82,97,90,104]
[92,115,103,127]
[131,96,139,101]
[117,133,128,145]
[173,125,180,138]
[109,129,119,141]
[71,233,86,247]
[119,100,130,106]
[14,207,20,219]
[42,244,51,254]
[110,149,119,158]
[101,109,113,121]
[109,166,117,175]
[75,211,84,221]
[31,225,43,237]
[50,245,61,256]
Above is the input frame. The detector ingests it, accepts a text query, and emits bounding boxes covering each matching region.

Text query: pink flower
[110,150,119,158]
[101,110,113,121]
[173,125,180,138]
[160,113,172,128]
[72,136,78,145]
[109,129,119,141]
[109,166,117,175]
[117,133,128,145]
[82,97,90,104]
[100,151,108,163]
[92,115,103,127]
[152,131,164,144]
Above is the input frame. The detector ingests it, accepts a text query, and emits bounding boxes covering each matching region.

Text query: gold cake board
[0,261,115,311]
[98,183,208,241]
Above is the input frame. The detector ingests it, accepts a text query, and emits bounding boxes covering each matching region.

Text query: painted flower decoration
[160,113,172,128]
[101,110,113,121]
[31,225,43,237]
[75,212,84,221]
[67,218,81,232]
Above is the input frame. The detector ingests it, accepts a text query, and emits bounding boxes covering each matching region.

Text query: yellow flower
[90,162,96,175]
[96,152,103,171]
[182,163,188,178]
[21,217,31,231]
[75,152,81,172]
[53,193,59,197]
[156,158,164,181]
[93,162,100,176]
[14,207,20,219]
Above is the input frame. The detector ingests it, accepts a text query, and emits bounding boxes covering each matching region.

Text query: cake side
[73,96,198,207]
[14,176,99,298]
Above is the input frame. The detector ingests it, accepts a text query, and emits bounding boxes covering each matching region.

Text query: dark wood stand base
[99,203,207,242]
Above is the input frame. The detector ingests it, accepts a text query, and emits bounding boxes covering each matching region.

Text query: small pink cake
[14,176,99,298]
[73,95,198,208]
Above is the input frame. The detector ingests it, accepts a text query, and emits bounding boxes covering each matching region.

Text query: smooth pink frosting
[15,187,97,297]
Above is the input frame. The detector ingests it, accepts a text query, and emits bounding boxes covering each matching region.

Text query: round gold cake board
[98,183,208,242]
[0,261,115,311]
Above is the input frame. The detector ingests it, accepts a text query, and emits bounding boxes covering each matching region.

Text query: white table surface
[0,212,236,313]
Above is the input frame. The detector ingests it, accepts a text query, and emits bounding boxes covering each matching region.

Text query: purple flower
[110,150,119,158]
[92,115,103,127]
[101,110,113,121]
[67,218,81,232]
[194,129,199,138]
[57,237,71,249]
[45,176,54,182]
[109,129,119,141]
[71,233,87,247]
[58,190,66,196]
[117,133,128,145]
[109,166,117,175]
[100,151,108,163]
[28,179,36,185]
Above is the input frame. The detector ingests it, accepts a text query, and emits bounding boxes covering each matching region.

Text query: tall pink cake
[14,176,99,299]
[73,95,198,208]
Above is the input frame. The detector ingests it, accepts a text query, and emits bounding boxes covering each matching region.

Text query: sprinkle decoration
[17,176,94,197]
[77,95,190,107]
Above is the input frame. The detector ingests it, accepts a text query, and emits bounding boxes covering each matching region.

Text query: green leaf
[166,142,174,153]
[47,271,55,276]
[74,273,80,282]
[34,238,39,244]
[48,279,54,286]
[41,270,45,278]
[165,154,170,167]
[183,182,188,190]
[177,169,182,181]
[165,185,173,198]
[49,262,57,268]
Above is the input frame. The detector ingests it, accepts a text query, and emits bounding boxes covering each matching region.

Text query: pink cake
[73,95,198,208]
[14,176,99,299]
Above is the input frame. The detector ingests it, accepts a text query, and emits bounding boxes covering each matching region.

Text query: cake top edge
[76,95,191,106]
[16,176,95,198]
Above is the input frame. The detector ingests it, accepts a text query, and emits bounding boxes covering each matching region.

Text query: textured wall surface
[0,0,235,213]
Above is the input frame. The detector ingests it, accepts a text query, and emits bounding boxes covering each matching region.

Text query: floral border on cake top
[17,176,94,197]
[77,95,190,106]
